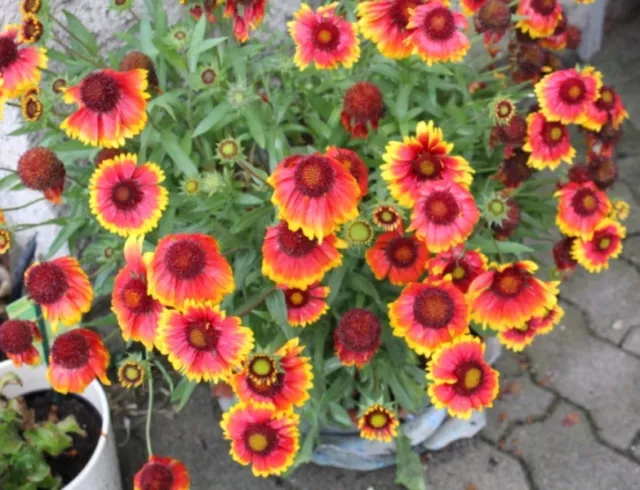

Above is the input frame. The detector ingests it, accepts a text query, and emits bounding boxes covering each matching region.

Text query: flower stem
[35,307,62,406]
[15,218,64,231]
[235,286,277,317]
[1,198,45,212]
[0,167,17,173]
[51,16,107,66]
[145,351,154,457]
[236,159,268,186]
[52,34,103,69]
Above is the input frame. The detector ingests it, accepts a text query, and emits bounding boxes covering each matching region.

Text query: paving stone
[491,351,529,378]
[609,182,640,235]
[621,236,640,267]
[621,327,640,356]
[528,302,640,449]
[289,462,400,490]
[506,402,640,490]
[483,374,556,443]
[560,260,640,343]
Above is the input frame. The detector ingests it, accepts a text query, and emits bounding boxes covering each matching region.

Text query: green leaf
[328,402,353,428]
[46,219,83,259]
[243,108,266,148]
[154,360,175,393]
[171,378,197,412]
[198,37,227,54]
[187,16,207,72]
[63,11,99,54]
[327,259,351,305]
[0,424,22,456]
[193,101,232,137]
[24,420,77,457]
[266,289,288,328]
[396,83,412,121]
[469,237,535,255]
[140,18,159,56]
[84,312,117,328]
[0,172,19,190]
[395,432,427,490]
[229,206,272,234]
[162,132,199,177]
[348,273,381,302]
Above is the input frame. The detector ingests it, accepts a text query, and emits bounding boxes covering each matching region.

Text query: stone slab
[621,327,640,356]
[622,236,640,267]
[608,182,640,235]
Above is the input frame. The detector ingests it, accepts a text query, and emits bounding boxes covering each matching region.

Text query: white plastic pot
[0,361,122,490]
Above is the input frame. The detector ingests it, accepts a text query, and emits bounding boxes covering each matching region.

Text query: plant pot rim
[0,360,112,490]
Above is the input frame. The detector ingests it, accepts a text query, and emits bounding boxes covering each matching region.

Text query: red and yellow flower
[358,404,399,442]
[288,3,360,71]
[18,13,43,44]
[356,0,426,59]
[498,305,564,351]
[365,230,428,285]
[460,0,487,16]
[262,222,346,290]
[372,204,403,231]
[17,147,66,204]
[221,404,300,477]
[147,233,235,309]
[529,305,564,335]
[268,154,360,242]
[0,230,10,255]
[20,0,42,15]
[47,328,110,394]
[0,320,41,366]
[427,245,488,294]
[0,25,47,97]
[408,180,479,253]
[334,308,381,367]
[112,235,163,350]
[571,218,625,273]
[325,146,369,197]
[427,336,499,419]
[118,359,146,389]
[61,69,149,148]
[467,261,559,331]
[231,338,313,412]
[516,0,563,39]
[534,66,602,126]
[25,257,93,332]
[224,0,267,43]
[406,1,470,66]
[89,153,168,237]
[555,181,611,240]
[389,276,469,356]
[610,200,630,222]
[381,120,474,208]
[586,85,629,130]
[282,284,330,327]
[133,456,190,490]
[523,112,575,170]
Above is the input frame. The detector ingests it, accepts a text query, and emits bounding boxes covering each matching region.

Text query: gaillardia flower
[231,338,314,412]
[147,233,235,309]
[555,181,611,240]
[344,219,375,247]
[498,305,564,351]
[553,237,578,274]
[282,284,329,327]
[118,359,145,389]
[467,261,559,331]
[268,154,360,242]
[491,99,516,126]
[156,300,253,383]
[427,245,488,293]
[18,13,43,44]
[495,148,535,189]
[357,0,426,59]
[133,456,190,490]
[17,147,65,204]
[221,404,300,477]
[586,85,629,130]
[460,0,488,16]
[326,146,369,196]
[406,1,470,66]
[119,51,160,92]
[372,204,403,231]
[408,180,479,253]
[0,320,41,366]
[224,0,267,43]
[427,335,499,419]
[334,308,381,367]
[389,277,469,356]
[112,235,163,350]
[340,82,384,139]
[289,3,360,71]
[516,0,563,39]
[528,305,564,335]
[0,25,47,97]
[381,120,474,208]
[534,66,602,126]
[20,0,42,15]
[47,328,110,394]
[571,218,625,273]
[523,112,575,170]
[0,230,10,255]
[358,404,399,442]
[20,91,43,122]
[95,148,125,167]
[365,230,428,285]
[610,200,630,222]
[25,257,93,331]
[89,153,168,237]
[61,69,149,148]
[262,222,345,289]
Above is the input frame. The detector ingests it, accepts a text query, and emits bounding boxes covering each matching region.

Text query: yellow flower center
[300,162,323,189]
[601,90,613,104]
[550,127,563,141]
[251,358,273,376]
[221,141,238,158]
[498,103,512,116]
[452,266,466,280]
[498,275,522,295]
[568,85,582,100]
[348,221,373,243]
[317,29,333,44]
[188,327,208,349]
[430,14,446,30]
[463,367,482,390]
[125,365,141,381]
[598,237,611,250]
[488,199,506,216]
[393,244,414,263]
[381,210,394,222]
[248,433,269,452]
[429,199,448,218]
[184,179,199,194]
[124,289,142,308]
[582,194,596,211]
[369,412,389,429]
[419,159,436,177]
[289,291,305,306]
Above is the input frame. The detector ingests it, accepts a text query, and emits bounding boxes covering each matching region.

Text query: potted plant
[0,0,630,488]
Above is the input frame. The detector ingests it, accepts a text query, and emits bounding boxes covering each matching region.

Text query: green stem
[51,16,107,65]
[0,167,16,173]
[15,219,64,231]
[145,351,154,457]
[235,286,277,317]
[1,198,45,212]
[35,307,62,405]
[129,9,141,23]
[52,34,103,69]
[236,159,268,186]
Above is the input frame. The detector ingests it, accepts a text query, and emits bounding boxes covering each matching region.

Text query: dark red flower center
[111,179,144,210]
[23,17,41,41]
[390,0,421,28]
[285,288,309,308]
[26,262,69,305]
[553,237,577,271]
[121,277,155,314]
[243,424,278,455]
[366,409,391,430]
[24,98,41,120]
[51,331,90,369]
[541,121,566,146]
[423,6,455,40]
[571,188,599,216]
[313,20,340,50]
[185,321,219,351]
[496,101,514,119]
[412,153,443,181]
[201,68,216,85]
[22,0,42,14]
[491,267,528,297]
[80,73,121,113]
[336,308,380,352]
[277,225,317,257]
[530,0,557,16]
[138,462,174,490]
[165,240,206,279]
[423,191,459,225]
[0,37,18,71]
[0,320,35,354]
[343,82,384,122]
[453,361,484,395]
[413,287,454,329]
[293,156,335,197]
[386,236,418,268]
[375,207,400,226]
[559,77,586,104]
